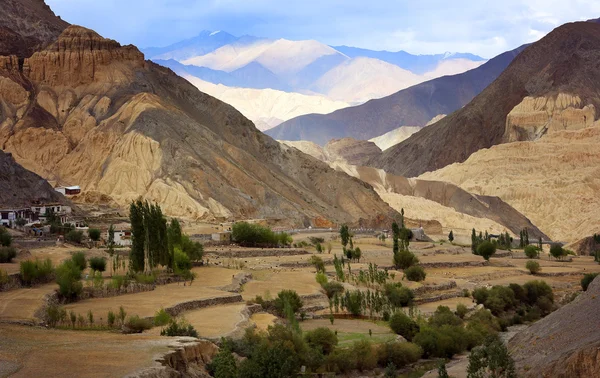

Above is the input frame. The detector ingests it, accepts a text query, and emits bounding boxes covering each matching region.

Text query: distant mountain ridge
[267,45,525,145]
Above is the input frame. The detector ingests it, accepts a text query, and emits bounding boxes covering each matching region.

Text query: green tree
[304,327,338,355]
[180,235,203,262]
[274,290,303,316]
[129,199,146,272]
[448,230,454,243]
[389,311,419,341]
[477,241,496,260]
[467,336,516,378]
[394,249,419,269]
[404,265,426,282]
[438,363,450,378]
[524,245,539,259]
[55,260,83,300]
[525,260,541,275]
[88,228,101,241]
[89,256,107,272]
[392,222,400,255]
[107,224,115,255]
[209,343,238,378]
[550,244,567,260]
[71,252,87,271]
[65,230,84,244]
[0,227,12,247]
[340,224,350,249]
[167,218,182,267]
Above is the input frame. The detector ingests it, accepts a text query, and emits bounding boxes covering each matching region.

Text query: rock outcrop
[506,93,595,142]
[323,138,382,166]
[0,3,398,227]
[509,276,600,377]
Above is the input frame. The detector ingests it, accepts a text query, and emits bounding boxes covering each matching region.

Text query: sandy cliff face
[420,125,600,242]
[0,22,398,226]
[506,93,595,142]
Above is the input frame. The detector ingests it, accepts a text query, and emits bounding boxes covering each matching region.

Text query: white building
[106,224,132,246]
[0,208,29,227]
[55,186,81,196]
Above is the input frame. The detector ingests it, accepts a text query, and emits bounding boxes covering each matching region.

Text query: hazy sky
[46,0,599,58]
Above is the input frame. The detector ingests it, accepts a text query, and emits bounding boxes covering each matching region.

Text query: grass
[336,331,396,346]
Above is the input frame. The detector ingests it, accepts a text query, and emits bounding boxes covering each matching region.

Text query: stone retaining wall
[413,281,457,296]
[206,248,309,258]
[164,294,243,317]
[414,290,464,305]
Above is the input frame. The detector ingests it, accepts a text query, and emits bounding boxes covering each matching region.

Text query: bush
[19,258,53,285]
[477,241,496,260]
[88,228,101,241]
[66,230,84,244]
[310,255,325,273]
[274,290,303,316]
[0,269,8,286]
[525,260,541,275]
[134,273,156,285]
[393,249,419,269]
[160,319,199,337]
[429,306,463,327]
[0,246,17,263]
[467,336,516,378]
[88,256,107,272]
[304,327,338,355]
[232,222,292,247]
[315,272,328,287]
[322,281,344,299]
[0,227,12,247]
[414,325,468,358]
[107,310,116,327]
[456,303,469,319]
[345,290,364,316]
[154,308,172,326]
[350,340,377,372]
[404,265,426,282]
[174,247,192,271]
[208,343,238,378]
[377,341,423,368]
[384,283,414,307]
[524,245,539,259]
[389,311,419,341]
[71,252,87,271]
[581,273,599,291]
[180,234,204,261]
[124,315,153,333]
[550,244,567,260]
[55,260,83,299]
[522,280,553,306]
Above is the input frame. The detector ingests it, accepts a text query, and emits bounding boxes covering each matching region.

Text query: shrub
[232,222,292,247]
[430,306,463,327]
[456,303,469,319]
[0,269,8,286]
[66,230,84,244]
[524,245,539,259]
[467,336,516,378]
[124,315,153,333]
[393,249,419,269]
[523,280,553,306]
[134,273,156,285]
[350,340,377,372]
[404,265,426,282]
[304,327,338,355]
[174,247,192,271]
[208,342,238,378]
[55,260,83,299]
[477,241,496,260]
[0,246,17,263]
[315,272,328,287]
[180,234,204,261]
[88,228,101,241]
[161,319,199,337]
[389,311,419,341]
[413,326,466,358]
[154,308,172,326]
[309,255,325,273]
[88,256,107,272]
[472,287,489,304]
[274,290,303,316]
[19,258,53,285]
[322,281,344,299]
[581,273,599,291]
[377,341,423,368]
[384,283,414,307]
[550,244,567,260]
[107,310,116,327]
[71,252,87,271]
[345,290,364,316]
[0,227,12,247]
[525,260,541,275]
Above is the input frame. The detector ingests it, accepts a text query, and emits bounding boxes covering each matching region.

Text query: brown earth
[0,1,399,228]
[372,21,600,177]
[509,276,600,377]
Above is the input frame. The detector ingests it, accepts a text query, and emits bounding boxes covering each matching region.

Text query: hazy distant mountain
[143,30,241,61]
[332,46,485,74]
[267,45,524,145]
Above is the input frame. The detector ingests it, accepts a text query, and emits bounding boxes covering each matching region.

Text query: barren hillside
[421,126,600,242]
[372,21,600,177]
[0,2,398,227]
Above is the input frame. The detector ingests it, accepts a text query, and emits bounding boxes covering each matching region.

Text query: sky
[46,0,600,58]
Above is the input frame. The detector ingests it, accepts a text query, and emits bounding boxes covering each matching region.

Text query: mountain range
[143,31,485,129]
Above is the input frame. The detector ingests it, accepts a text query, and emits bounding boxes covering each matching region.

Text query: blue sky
[46,0,599,58]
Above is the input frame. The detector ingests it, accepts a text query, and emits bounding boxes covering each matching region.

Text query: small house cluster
[0,203,72,228]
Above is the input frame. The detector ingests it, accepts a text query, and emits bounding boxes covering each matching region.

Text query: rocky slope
[420,125,600,242]
[372,21,600,177]
[0,150,67,207]
[279,141,546,238]
[509,276,600,377]
[266,46,525,145]
[368,115,445,151]
[0,3,399,227]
